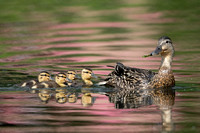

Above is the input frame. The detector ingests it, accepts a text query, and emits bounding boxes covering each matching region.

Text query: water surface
[0,0,200,132]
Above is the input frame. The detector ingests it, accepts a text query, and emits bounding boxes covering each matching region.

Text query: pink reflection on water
[39,29,101,37]
[130,12,175,23]
[49,22,132,30]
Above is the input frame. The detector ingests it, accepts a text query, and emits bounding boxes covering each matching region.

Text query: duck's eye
[157,47,161,50]
[166,41,169,43]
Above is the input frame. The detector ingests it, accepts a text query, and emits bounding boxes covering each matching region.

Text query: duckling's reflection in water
[68,92,78,103]
[55,88,68,104]
[107,87,175,132]
[81,93,95,107]
[38,89,52,104]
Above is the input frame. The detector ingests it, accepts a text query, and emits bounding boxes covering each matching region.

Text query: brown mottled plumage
[103,36,175,89]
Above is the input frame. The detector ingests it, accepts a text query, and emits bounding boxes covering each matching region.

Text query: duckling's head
[38,71,51,82]
[81,68,94,80]
[81,68,96,86]
[55,72,68,87]
[150,36,174,57]
[66,70,77,80]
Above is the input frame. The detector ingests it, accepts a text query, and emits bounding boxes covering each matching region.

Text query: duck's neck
[84,80,93,86]
[159,54,173,73]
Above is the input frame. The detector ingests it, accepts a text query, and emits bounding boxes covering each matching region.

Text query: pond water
[0,0,200,132]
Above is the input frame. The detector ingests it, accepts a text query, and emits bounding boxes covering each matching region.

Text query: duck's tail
[114,62,125,76]
[97,62,125,86]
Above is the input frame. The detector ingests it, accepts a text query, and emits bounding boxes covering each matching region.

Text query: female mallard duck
[81,68,97,86]
[101,36,175,89]
[32,72,69,89]
[21,71,51,88]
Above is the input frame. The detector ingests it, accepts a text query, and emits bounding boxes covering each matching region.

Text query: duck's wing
[105,62,155,89]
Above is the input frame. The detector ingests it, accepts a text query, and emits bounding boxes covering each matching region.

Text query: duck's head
[81,68,97,86]
[38,71,51,82]
[145,36,174,57]
[55,72,69,87]
[67,70,78,80]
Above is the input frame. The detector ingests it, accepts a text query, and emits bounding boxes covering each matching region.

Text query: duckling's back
[32,80,60,89]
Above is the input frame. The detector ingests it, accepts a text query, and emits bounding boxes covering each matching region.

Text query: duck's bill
[143,46,162,58]
[66,78,72,82]
[91,73,98,79]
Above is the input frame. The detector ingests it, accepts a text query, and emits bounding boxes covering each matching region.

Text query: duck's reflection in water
[107,87,175,132]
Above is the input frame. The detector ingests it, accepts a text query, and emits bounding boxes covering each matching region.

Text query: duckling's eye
[68,73,75,75]
[84,72,89,74]
[40,74,50,77]
[166,41,169,43]
[58,75,66,78]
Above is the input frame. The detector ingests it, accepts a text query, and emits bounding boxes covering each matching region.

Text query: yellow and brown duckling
[81,68,97,86]
[101,36,175,89]
[32,72,69,89]
[21,71,51,88]
[66,70,79,86]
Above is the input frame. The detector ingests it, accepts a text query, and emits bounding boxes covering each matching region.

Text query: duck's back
[105,62,155,89]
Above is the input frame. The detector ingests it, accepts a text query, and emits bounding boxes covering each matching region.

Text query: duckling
[32,72,69,89]
[66,70,79,86]
[81,68,97,86]
[21,71,51,88]
[101,36,175,89]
